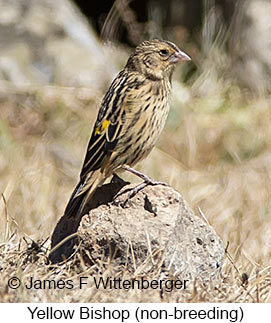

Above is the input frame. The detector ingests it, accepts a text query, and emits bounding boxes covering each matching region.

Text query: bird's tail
[63,170,105,219]
[49,170,106,263]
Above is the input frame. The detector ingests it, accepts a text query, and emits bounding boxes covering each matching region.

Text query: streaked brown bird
[62,39,190,220]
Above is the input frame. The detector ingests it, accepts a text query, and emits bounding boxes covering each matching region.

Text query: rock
[75,182,224,282]
[234,0,271,94]
[0,0,116,89]
[49,179,129,264]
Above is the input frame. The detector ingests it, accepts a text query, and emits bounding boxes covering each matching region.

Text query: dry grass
[0,42,271,302]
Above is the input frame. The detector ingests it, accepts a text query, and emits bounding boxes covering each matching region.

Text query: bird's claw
[117,178,167,208]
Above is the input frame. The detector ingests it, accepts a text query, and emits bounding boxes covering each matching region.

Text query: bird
[62,39,190,221]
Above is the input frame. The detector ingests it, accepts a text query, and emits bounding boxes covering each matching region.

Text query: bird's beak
[170,50,191,63]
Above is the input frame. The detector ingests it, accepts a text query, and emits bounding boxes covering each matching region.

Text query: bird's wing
[80,71,139,179]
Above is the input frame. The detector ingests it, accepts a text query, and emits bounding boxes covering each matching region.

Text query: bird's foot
[122,165,167,186]
[113,166,167,207]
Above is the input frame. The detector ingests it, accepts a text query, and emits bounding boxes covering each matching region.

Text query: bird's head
[126,39,191,81]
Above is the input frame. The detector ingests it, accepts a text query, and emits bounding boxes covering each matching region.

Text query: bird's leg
[118,166,167,205]
[122,165,167,186]
[113,166,168,207]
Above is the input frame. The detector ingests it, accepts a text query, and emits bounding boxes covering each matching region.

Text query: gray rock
[0,0,116,88]
[78,183,224,282]
[235,0,271,94]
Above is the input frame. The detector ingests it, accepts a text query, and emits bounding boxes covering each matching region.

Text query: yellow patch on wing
[94,119,110,136]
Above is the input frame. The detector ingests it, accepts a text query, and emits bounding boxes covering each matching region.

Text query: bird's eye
[159,49,169,56]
